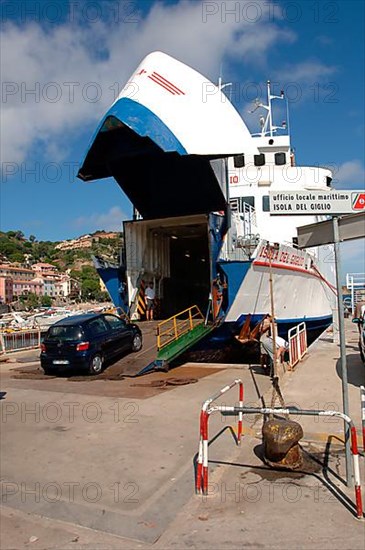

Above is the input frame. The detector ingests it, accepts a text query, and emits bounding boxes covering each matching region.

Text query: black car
[40,313,142,375]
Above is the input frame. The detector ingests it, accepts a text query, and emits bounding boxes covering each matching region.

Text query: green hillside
[0,230,122,302]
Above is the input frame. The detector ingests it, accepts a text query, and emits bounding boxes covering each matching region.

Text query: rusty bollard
[262,417,304,470]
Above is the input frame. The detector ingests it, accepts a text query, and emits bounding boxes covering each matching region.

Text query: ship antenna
[250,80,288,137]
[218,64,232,99]
[268,80,288,136]
[267,80,273,137]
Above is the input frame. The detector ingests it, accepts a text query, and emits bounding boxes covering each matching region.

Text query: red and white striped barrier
[288,322,307,368]
[361,386,365,453]
[350,425,363,519]
[196,379,243,495]
[196,384,363,519]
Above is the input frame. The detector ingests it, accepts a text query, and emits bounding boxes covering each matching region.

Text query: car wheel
[131,333,142,352]
[42,367,54,376]
[89,354,103,375]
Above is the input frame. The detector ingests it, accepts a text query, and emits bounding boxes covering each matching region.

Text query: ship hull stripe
[92,97,187,156]
[253,260,336,292]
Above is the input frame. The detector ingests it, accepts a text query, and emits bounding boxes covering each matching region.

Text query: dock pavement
[0,318,364,549]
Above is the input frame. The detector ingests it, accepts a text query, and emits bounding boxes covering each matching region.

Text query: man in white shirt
[260,314,289,371]
[145,282,155,321]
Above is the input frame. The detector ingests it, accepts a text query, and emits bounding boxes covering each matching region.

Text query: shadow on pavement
[336,353,364,388]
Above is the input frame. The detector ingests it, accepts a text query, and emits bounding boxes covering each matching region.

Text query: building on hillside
[0,277,13,303]
[92,231,119,240]
[12,278,44,297]
[0,262,77,301]
[43,277,58,297]
[0,265,35,281]
[55,235,92,251]
[32,262,58,276]
[55,276,81,299]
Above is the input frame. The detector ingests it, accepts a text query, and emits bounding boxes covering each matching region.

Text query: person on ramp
[145,282,156,321]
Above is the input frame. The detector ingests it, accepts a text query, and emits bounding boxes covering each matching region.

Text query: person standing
[145,282,155,321]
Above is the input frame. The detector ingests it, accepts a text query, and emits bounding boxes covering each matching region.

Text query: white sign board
[269,190,365,215]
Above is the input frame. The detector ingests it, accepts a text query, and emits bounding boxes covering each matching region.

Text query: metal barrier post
[298,322,307,360]
[288,325,299,368]
[196,411,205,494]
[238,381,243,444]
[350,425,363,519]
[288,323,308,368]
[361,386,365,453]
[201,404,363,518]
[0,332,5,355]
[196,379,243,494]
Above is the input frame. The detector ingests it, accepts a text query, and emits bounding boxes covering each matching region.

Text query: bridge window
[234,154,245,168]
[262,195,270,212]
[254,154,265,166]
[243,196,255,208]
[275,152,286,166]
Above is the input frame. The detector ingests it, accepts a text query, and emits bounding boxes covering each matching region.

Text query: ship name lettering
[296,204,308,211]
[258,245,279,260]
[310,203,331,211]
[289,254,305,266]
[273,204,292,211]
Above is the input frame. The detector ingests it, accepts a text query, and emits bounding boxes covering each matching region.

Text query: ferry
[78,51,336,349]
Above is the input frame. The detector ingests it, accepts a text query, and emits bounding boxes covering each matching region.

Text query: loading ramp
[115,306,219,377]
[150,305,217,373]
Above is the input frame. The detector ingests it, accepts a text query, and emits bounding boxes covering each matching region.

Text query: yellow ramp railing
[157,305,204,351]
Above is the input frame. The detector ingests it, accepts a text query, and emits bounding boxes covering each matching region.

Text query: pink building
[0,276,13,303]
[12,278,44,297]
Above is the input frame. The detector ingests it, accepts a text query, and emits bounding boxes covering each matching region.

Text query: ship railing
[346,273,365,314]
[230,200,257,236]
[346,273,365,289]
[157,305,204,350]
[222,233,260,262]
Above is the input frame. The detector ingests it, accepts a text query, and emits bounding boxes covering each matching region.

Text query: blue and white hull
[217,248,334,344]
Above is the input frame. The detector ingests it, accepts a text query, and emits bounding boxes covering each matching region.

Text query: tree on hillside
[29,235,36,243]
[40,295,52,307]
[20,293,39,309]
[9,252,24,263]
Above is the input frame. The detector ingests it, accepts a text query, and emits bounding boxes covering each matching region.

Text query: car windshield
[47,325,84,341]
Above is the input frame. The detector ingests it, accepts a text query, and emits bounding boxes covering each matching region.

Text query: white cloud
[274,60,337,83]
[271,61,338,108]
[73,206,127,232]
[1,0,296,166]
[336,160,365,187]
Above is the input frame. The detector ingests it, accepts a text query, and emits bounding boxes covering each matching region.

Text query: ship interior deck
[152,220,211,319]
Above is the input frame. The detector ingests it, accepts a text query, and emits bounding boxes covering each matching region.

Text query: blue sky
[0,0,364,277]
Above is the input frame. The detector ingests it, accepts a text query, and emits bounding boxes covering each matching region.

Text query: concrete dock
[1,319,364,549]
